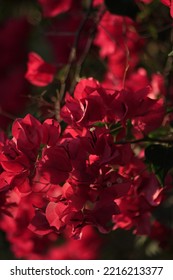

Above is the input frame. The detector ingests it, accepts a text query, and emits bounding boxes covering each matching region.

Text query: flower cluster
[0,0,173,259]
[0,77,167,239]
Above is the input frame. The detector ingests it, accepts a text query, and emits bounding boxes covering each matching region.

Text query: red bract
[95,13,141,58]
[0,189,21,217]
[93,133,119,165]
[1,199,101,260]
[84,171,131,233]
[94,12,143,87]
[25,52,56,87]
[38,146,72,185]
[32,168,63,201]
[81,127,120,165]
[38,0,73,17]
[12,114,42,160]
[108,86,165,135]
[74,78,101,100]
[124,87,165,134]
[28,210,53,236]
[124,68,166,99]
[131,98,165,135]
[42,119,61,146]
[61,85,106,127]
[61,94,87,126]
[113,158,164,235]
[95,12,130,58]
[85,200,120,233]
[0,139,32,193]
[46,201,68,227]
[46,201,83,237]
[0,140,30,173]
[64,78,165,136]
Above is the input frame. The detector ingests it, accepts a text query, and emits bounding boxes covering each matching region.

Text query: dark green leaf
[93,122,106,128]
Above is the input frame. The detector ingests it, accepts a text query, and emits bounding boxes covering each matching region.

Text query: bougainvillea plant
[0,0,173,259]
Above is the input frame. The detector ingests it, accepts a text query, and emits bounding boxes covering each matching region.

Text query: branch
[69,4,106,93]
[59,0,94,103]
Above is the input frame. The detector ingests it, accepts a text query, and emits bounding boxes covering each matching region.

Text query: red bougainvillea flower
[1,197,101,260]
[113,157,164,235]
[45,201,84,236]
[94,12,143,59]
[12,114,42,160]
[38,146,72,185]
[83,170,131,233]
[38,0,73,17]
[42,119,61,146]
[94,11,144,88]
[61,78,165,138]
[0,188,21,218]
[160,0,173,17]
[61,79,106,127]
[80,127,122,166]
[25,52,56,87]
[84,199,120,233]
[124,68,166,99]
[0,138,32,193]
[0,140,30,173]
[120,86,165,134]
[105,86,165,135]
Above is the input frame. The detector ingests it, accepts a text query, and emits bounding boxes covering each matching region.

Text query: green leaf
[93,122,106,128]
[109,122,122,136]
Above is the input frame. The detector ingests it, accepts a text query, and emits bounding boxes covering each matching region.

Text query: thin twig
[59,0,94,103]
[69,4,106,93]
[122,17,130,88]
[0,107,16,120]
